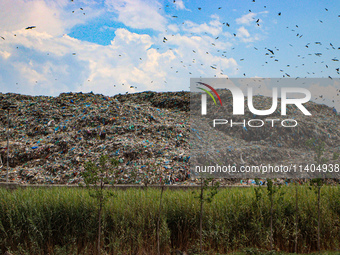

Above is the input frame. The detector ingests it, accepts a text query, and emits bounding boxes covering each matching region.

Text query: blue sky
[0,0,339,109]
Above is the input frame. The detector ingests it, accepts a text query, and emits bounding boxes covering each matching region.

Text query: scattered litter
[0,91,339,184]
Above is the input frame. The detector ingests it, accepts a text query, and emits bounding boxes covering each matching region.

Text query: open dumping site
[0,91,339,185]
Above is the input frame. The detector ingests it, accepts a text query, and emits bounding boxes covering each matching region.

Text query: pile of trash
[190,89,340,179]
[0,91,339,185]
[0,92,190,185]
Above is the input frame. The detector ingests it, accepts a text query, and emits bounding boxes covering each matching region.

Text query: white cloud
[234,16,264,43]
[173,0,187,10]
[161,33,237,77]
[180,15,224,37]
[0,0,64,36]
[168,24,180,33]
[0,50,11,59]
[0,0,102,36]
[111,28,153,51]
[105,0,166,31]
[235,13,257,25]
[237,27,250,37]
[16,62,48,84]
[0,25,239,96]
[182,19,222,37]
[0,0,240,96]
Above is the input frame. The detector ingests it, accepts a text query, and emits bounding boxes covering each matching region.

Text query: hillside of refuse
[0,91,339,184]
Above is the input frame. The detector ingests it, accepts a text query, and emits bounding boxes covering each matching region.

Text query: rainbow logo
[197,82,223,107]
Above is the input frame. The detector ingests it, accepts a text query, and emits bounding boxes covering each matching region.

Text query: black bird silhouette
[25,26,36,30]
[267,49,274,55]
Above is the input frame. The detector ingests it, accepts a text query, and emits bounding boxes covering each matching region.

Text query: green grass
[0,185,339,254]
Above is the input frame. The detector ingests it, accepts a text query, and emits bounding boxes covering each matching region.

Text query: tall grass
[0,185,339,254]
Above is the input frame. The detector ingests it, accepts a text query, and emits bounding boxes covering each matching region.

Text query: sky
[0,0,339,109]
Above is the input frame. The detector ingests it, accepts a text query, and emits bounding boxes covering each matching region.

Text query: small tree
[195,177,219,254]
[157,171,165,255]
[306,138,327,252]
[81,154,119,255]
[266,179,283,251]
[294,180,299,254]
[310,178,323,252]
[267,179,274,251]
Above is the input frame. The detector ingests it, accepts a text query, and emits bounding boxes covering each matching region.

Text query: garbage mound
[190,89,340,179]
[115,91,190,111]
[0,91,339,185]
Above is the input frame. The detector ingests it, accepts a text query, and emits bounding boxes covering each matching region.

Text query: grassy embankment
[0,185,339,254]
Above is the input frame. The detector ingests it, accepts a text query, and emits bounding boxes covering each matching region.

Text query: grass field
[0,185,339,254]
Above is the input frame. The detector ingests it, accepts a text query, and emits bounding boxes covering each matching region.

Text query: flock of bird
[161,3,339,80]
[159,1,340,107]
[0,0,339,105]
